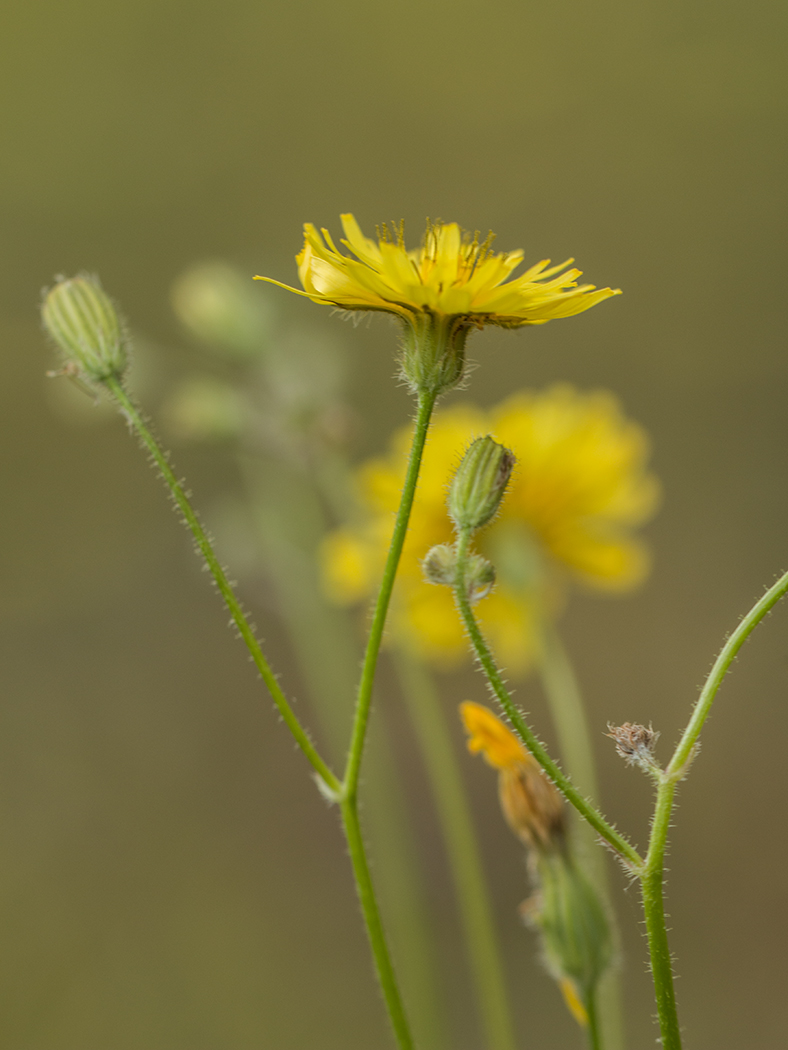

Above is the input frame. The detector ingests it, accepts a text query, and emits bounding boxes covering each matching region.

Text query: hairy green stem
[667,568,788,777]
[586,992,603,1050]
[341,798,416,1050]
[342,390,437,797]
[641,777,681,1050]
[104,376,340,793]
[395,651,517,1050]
[335,389,436,1048]
[639,570,788,1049]
[536,622,624,1050]
[241,454,447,1048]
[452,531,642,870]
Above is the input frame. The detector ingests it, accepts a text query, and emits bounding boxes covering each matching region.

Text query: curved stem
[641,778,681,1050]
[395,651,517,1050]
[667,568,788,777]
[452,531,643,871]
[104,376,340,793]
[341,798,415,1050]
[342,390,436,796]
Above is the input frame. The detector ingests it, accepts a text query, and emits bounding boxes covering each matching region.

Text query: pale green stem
[395,651,517,1050]
[451,530,642,870]
[536,621,624,1050]
[240,454,447,1048]
[104,376,340,793]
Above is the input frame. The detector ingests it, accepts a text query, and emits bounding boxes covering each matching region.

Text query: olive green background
[1,1,787,1047]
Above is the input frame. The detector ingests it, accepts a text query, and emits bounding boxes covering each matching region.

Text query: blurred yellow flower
[460,700,529,770]
[460,702,565,853]
[256,214,620,327]
[322,384,659,672]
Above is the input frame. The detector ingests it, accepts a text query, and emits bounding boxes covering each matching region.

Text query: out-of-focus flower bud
[42,274,128,383]
[465,553,496,602]
[162,376,244,442]
[171,262,272,358]
[448,436,515,532]
[422,543,457,586]
[531,853,613,1024]
[606,721,661,773]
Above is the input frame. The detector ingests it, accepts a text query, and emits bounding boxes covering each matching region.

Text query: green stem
[342,389,437,796]
[639,570,788,1049]
[536,622,624,1050]
[667,568,788,778]
[395,651,517,1050]
[104,376,340,793]
[586,991,603,1050]
[641,778,681,1050]
[452,531,642,871]
[241,453,448,1048]
[336,389,436,1049]
[341,798,415,1050]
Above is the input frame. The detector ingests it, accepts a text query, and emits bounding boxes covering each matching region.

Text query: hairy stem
[104,376,340,792]
[641,778,681,1050]
[342,390,437,796]
[667,568,788,777]
[341,798,415,1050]
[452,531,642,870]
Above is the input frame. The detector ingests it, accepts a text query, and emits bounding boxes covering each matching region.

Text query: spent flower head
[323,385,659,671]
[256,215,620,395]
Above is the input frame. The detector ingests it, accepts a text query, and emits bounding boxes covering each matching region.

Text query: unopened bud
[422,544,457,586]
[606,722,660,773]
[465,553,496,602]
[532,854,612,1020]
[42,274,127,382]
[448,436,515,532]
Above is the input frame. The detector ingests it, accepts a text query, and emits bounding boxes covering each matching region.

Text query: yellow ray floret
[257,215,620,326]
[321,385,660,672]
[460,701,529,770]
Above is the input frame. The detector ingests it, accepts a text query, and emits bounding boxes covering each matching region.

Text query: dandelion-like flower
[257,215,620,393]
[323,385,659,671]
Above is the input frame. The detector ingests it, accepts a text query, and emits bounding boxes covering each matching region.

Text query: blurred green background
[2,0,788,1047]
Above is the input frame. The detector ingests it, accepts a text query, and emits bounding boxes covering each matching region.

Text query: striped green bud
[42,274,127,382]
[448,436,515,532]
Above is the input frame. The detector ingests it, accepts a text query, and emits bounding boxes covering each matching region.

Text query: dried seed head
[606,721,661,772]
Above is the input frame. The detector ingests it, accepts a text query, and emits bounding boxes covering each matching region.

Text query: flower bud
[422,543,457,586]
[465,553,496,602]
[42,274,128,382]
[532,853,613,1022]
[448,436,515,532]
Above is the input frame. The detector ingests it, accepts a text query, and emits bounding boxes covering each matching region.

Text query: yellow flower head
[257,214,620,328]
[322,385,659,672]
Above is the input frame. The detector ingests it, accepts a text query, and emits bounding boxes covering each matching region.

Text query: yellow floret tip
[460,702,529,770]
